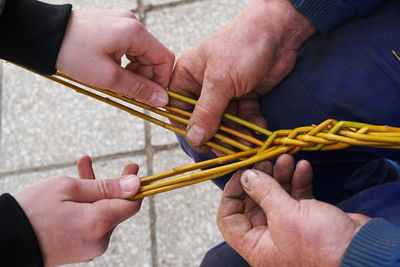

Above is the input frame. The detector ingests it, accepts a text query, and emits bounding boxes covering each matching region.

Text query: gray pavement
[0,0,252,266]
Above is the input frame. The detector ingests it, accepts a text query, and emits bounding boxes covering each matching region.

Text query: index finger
[217,169,252,239]
[126,23,175,88]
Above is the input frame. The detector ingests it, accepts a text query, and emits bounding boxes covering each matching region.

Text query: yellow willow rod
[133,170,233,199]
[315,132,400,147]
[56,72,267,148]
[140,148,258,184]
[42,74,237,155]
[134,146,293,199]
[167,91,273,136]
[136,146,290,198]
[338,130,400,143]
[54,73,252,151]
[164,106,265,146]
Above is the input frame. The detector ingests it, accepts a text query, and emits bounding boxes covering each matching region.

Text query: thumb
[72,175,140,202]
[110,66,169,107]
[240,170,298,218]
[186,79,231,146]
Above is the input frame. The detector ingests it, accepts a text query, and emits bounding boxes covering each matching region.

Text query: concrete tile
[1,63,145,171]
[0,155,152,267]
[145,0,251,144]
[150,113,179,146]
[145,0,251,56]
[153,147,224,266]
[46,0,138,10]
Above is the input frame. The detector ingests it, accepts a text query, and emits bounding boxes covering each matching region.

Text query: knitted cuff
[341,218,400,266]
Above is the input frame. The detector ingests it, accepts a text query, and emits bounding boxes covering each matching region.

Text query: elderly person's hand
[217,155,371,266]
[56,10,175,107]
[13,156,142,266]
[169,0,316,149]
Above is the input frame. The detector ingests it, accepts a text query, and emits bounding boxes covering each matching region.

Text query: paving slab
[1,63,145,172]
[152,147,223,266]
[145,0,251,57]
[150,113,179,146]
[145,0,251,146]
[0,155,151,267]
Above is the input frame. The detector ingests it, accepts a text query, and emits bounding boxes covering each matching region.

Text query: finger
[125,23,175,88]
[122,163,139,176]
[186,74,233,146]
[240,169,298,220]
[254,160,273,176]
[273,154,295,193]
[218,169,254,237]
[218,170,272,260]
[244,197,267,227]
[125,61,155,81]
[71,175,141,202]
[77,155,96,180]
[109,64,169,107]
[291,160,314,200]
[237,97,268,129]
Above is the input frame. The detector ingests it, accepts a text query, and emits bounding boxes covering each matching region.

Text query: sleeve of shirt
[289,0,385,33]
[0,193,44,267]
[0,0,5,17]
[341,218,400,267]
[0,0,72,75]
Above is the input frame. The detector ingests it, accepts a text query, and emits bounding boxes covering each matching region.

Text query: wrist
[247,0,316,51]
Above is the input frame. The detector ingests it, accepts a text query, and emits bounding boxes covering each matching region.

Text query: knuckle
[124,19,144,35]
[96,180,113,199]
[57,176,79,193]
[130,80,147,98]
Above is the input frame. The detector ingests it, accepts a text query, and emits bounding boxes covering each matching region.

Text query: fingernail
[149,91,168,107]
[241,170,260,189]
[119,175,139,192]
[186,124,206,146]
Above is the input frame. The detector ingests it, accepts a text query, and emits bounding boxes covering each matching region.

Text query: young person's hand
[56,10,175,107]
[217,155,370,266]
[14,156,142,266]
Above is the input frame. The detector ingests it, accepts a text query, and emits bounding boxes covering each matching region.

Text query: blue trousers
[177,1,400,265]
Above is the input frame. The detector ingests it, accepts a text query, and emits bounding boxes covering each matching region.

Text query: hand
[56,10,175,107]
[14,156,142,266]
[217,155,371,267]
[170,0,316,147]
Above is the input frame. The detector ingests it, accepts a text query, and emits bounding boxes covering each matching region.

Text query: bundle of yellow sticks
[14,63,400,199]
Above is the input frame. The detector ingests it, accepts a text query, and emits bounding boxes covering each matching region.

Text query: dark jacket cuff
[0,0,72,75]
[0,193,44,266]
[341,218,400,267]
[290,0,356,33]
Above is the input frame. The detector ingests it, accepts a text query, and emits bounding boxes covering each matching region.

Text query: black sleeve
[0,0,5,17]
[0,193,44,267]
[0,0,72,75]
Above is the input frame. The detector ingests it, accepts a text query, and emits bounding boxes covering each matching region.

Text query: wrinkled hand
[217,155,371,266]
[14,156,142,266]
[56,10,175,107]
[170,0,316,148]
